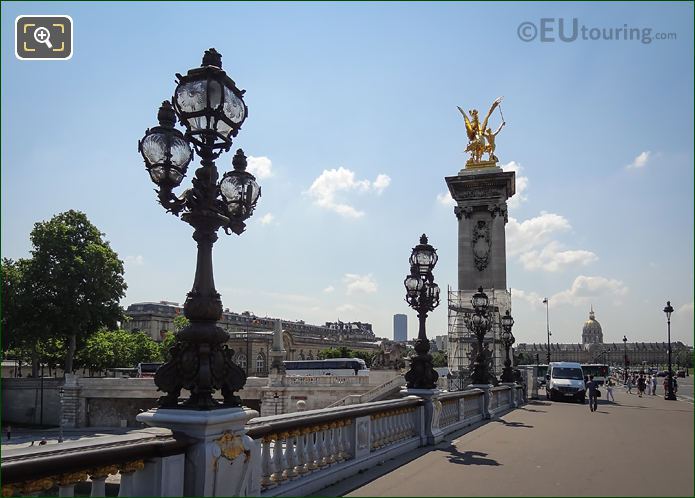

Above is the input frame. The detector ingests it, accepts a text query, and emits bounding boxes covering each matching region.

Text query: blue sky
[2,1,693,346]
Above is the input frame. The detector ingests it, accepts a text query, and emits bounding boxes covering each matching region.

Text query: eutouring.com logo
[517,18,677,44]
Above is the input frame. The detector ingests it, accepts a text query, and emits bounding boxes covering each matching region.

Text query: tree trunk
[31,346,39,378]
[64,333,77,374]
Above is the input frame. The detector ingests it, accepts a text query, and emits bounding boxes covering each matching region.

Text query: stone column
[467,384,493,419]
[137,407,260,497]
[400,389,443,445]
[61,374,81,428]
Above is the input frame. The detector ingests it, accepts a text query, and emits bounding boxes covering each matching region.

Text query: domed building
[515,306,690,367]
[582,307,603,345]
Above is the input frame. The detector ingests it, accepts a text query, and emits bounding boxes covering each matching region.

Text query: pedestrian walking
[627,376,633,394]
[637,375,646,397]
[586,375,599,412]
[663,376,669,394]
[5,425,11,440]
[673,376,678,394]
[606,379,615,402]
[651,375,657,395]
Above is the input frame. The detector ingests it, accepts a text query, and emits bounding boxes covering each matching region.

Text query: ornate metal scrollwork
[471,220,491,271]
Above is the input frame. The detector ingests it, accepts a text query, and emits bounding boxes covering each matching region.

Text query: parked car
[657,371,669,377]
[677,370,686,378]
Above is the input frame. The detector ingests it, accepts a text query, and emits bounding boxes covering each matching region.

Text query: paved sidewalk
[346,388,693,496]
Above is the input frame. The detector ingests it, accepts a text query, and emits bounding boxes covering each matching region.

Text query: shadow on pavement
[492,419,534,428]
[527,400,551,406]
[441,446,501,466]
[518,407,546,413]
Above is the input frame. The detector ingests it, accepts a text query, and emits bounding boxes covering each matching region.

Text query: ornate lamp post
[663,301,677,401]
[542,297,551,363]
[465,287,494,385]
[403,234,440,390]
[500,310,515,383]
[139,49,260,410]
[622,335,628,384]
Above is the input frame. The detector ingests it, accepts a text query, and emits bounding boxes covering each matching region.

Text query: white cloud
[124,255,144,266]
[323,285,335,293]
[259,213,274,225]
[246,156,273,179]
[519,241,598,272]
[677,302,693,316]
[305,167,391,218]
[511,288,544,307]
[337,304,357,313]
[507,213,571,257]
[552,275,628,306]
[343,273,378,295]
[626,151,651,171]
[373,174,391,194]
[501,161,528,209]
[436,191,456,206]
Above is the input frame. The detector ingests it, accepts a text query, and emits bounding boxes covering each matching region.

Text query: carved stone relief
[471,220,491,271]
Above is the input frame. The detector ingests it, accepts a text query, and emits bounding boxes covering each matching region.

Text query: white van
[546,362,586,403]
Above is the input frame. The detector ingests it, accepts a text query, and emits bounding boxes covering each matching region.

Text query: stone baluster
[341,419,353,459]
[57,472,87,497]
[407,408,416,436]
[396,409,405,440]
[326,423,338,465]
[318,424,330,467]
[334,421,345,462]
[283,431,298,480]
[383,412,393,445]
[270,434,286,483]
[371,414,381,449]
[294,429,308,475]
[261,435,276,489]
[305,428,319,472]
[118,460,144,497]
[88,466,117,497]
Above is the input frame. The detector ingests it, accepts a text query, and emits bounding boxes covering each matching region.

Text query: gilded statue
[458,97,505,168]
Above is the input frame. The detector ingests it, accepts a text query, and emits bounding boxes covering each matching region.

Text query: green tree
[432,351,448,368]
[173,315,190,332]
[81,329,161,374]
[159,331,177,361]
[2,258,55,376]
[28,210,127,372]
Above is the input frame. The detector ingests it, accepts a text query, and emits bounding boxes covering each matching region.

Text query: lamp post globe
[500,310,516,383]
[663,301,677,401]
[403,234,440,390]
[139,49,260,410]
[467,287,494,385]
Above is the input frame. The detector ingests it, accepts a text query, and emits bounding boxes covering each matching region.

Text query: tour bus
[283,358,369,376]
[581,364,609,385]
[137,362,163,378]
[546,362,586,403]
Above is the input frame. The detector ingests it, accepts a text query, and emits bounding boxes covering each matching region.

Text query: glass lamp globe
[409,234,438,276]
[173,48,248,151]
[501,310,515,331]
[220,149,261,231]
[471,287,489,310]
[139,101,192,188]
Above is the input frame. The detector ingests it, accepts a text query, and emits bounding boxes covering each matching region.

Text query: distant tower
[393,314,407,342]
[582,306,603,345]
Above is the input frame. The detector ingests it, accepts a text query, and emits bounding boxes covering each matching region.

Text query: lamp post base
[665,393,677,401]
[404,353,439,390]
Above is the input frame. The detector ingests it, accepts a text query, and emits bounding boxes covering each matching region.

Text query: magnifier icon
[33,27,53,49]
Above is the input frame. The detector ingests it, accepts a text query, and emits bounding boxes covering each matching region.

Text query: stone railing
[282,375,370,387]
[245,397,423,497]
[2,385,525,497]
[327,375,405,408]
[1,429,192,497]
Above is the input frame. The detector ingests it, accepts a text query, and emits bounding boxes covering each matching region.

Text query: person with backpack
[586,375,600,412]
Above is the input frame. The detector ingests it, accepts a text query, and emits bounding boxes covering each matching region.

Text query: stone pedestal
[501,382,518,408]
[467,384,493,419]
[401,388,443,445]
[137,407,260,497]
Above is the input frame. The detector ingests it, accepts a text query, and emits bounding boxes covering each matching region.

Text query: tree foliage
[80,329,161,374]
[431,351,448,368]
[317,347,376,367]
[27,210,127,372]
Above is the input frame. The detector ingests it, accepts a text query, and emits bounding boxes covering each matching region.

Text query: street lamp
[663,301,677,401]
[140,49,260,409]
[542,297,551,363]
[58,388,64,443]
[623,335,628,384]
[273,392,280,416]
[403,234,440,390]
[500,310,516,383]
[465,287,494,385]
